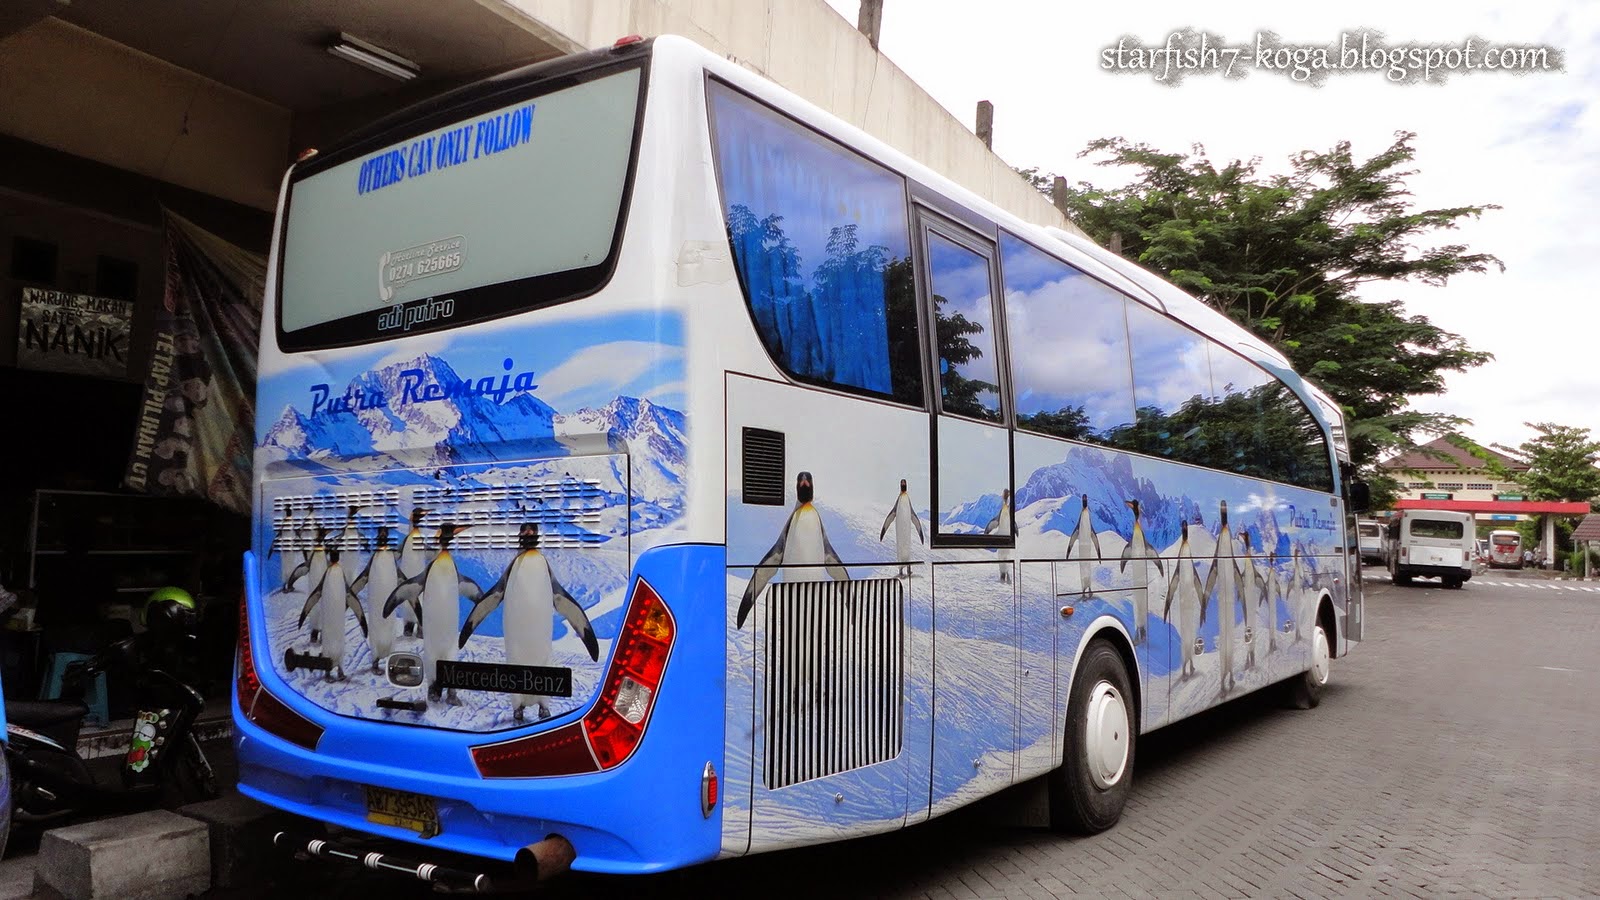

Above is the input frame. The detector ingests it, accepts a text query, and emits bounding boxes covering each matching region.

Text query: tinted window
[1257,379,1334,491]
[1202,346,1274,475]
[710,82,922,405]
[927,233,1001,421]
[1410,519,1464,540]
[1000,234,1134,443]
[1124,302,1213,460]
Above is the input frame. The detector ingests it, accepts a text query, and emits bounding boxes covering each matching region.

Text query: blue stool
[38,651,110,727]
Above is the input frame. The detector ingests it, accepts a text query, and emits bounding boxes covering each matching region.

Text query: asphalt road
[221,567,1599,899]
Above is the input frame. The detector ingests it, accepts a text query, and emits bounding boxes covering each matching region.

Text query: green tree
[1498,423,1600,505]
[1024,132,1500,477]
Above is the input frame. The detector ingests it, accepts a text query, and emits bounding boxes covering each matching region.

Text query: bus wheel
[1284,622,1330,710]
[1394,572,1412,586]
[1050,640,1134,834]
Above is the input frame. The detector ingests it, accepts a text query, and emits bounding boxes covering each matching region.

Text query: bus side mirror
[1349,480,1371,513]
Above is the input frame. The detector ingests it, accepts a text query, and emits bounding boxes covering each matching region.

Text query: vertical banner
[123,212,265,514]
[16,287,134,377]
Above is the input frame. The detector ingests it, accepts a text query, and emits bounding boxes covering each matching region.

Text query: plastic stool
[38,651,109,727]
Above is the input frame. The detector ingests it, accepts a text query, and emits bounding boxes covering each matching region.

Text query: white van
[1387,510,1475,589]
[1357,519,1384,565]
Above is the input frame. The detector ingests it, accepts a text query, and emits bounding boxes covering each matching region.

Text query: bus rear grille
[763,578,903,790]
[268,478,609,552]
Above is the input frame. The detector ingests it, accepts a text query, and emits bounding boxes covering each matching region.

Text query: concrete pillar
[1051,175,1069,216]
[857,0,884,49]
[1544,514,1556,568]
[975,100,993,149]
[1109,232,1123,255]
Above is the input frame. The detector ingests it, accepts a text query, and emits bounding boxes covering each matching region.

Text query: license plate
[365,786,440,837]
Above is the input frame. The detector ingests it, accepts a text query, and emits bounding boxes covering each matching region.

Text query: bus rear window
[277,65,644,349]
[1410,519,1464,540]
[1492,535,1518,545]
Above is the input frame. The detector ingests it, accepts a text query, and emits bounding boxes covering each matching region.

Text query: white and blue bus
[236,35,1365,885]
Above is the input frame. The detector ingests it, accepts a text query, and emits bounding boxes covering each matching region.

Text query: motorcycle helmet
[143,586,198,633]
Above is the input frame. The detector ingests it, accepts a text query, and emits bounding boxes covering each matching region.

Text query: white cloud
[825,0,1600,450]
[537,341,683,408]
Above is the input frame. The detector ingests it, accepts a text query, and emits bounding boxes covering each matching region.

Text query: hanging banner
[123,211,264,514]
[16,287,134,378]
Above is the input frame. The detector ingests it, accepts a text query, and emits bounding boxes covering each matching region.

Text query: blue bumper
[235,544,728,875]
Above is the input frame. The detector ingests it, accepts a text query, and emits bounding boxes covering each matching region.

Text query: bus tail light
[472,578,674,778]
[238,596,323,750]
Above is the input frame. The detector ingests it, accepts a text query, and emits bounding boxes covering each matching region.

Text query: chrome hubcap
[1312,626,1330,686]
[1085,680,1130,789]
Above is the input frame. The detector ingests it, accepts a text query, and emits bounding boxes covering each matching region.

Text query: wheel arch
[1317,590,1338,658]
[1064,616,1142,738]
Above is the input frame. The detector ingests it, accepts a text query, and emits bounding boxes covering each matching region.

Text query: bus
[1487,529,1523,568]
[235,35,1365,885]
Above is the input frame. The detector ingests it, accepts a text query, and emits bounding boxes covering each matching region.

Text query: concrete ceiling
[49,0,570,112]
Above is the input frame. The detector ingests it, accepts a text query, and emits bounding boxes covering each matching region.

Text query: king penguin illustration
[1203,502,1245,696]
[305,548,368,682]
[271,511,307,591]
[396,508,431,638]
[291,527,331,642]
[1289,544,1312,646]
[459,523,602,722]
[736,471,850,630]
[385,522,482,705]
[1063,494,1101,597]
[1164,521,1207,680]
[350,527,401,674]
[1237,527,1268,670]
[1119,499,1165,644]
[984,488,1014,584]
[879,479,925,578]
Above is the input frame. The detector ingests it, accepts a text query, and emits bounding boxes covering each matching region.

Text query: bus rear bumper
[235,544,730,876]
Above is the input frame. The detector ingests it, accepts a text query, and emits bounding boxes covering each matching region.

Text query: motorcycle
[3,631,218,823]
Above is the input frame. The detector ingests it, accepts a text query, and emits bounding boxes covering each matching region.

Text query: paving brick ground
[221,569,1600,899]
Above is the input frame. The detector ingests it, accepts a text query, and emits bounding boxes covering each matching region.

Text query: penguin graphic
[291,527,331,642]
[1237,527,1268,670]
[1203,502,1244,696]
[458,523,602,722]
[879,479,925,579]
[396,508,431,638]
[1119,499,1165,644]
[1163,521,1207,681]
[385,522,482,705]
[1289,544,1312,646]
[286,526,328,593]
[984,488,1014,584]
[350,527,401,674]
[736,472,850,630]
[305,548,368,682]
[270,511,306,591]
[1063,494,1101,598]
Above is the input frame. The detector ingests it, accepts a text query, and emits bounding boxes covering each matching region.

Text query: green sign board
[1421,491,1453,500]
[1496,493,1526,501]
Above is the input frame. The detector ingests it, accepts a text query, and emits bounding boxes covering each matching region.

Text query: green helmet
[144,586,197,629]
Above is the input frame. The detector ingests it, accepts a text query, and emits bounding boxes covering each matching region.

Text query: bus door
[916,207,1019,816]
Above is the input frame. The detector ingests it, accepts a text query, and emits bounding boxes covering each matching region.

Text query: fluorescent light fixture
[327,33,419,82]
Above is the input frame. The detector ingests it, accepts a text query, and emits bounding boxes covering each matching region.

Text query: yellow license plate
[365,786,440,837]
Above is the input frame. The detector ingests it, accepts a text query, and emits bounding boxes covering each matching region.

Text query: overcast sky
[821,0,1596,454]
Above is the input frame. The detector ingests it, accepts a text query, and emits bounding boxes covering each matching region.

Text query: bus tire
[1393,572,1412,586]
[1050,639,1135,835]
[1284,621,1330,710]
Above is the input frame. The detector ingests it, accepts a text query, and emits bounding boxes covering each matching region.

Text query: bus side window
[708,81,923,407]
[1123,302,1213,463]
[999,233,1135,444]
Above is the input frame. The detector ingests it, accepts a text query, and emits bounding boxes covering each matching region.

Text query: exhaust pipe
[514,834,576,883]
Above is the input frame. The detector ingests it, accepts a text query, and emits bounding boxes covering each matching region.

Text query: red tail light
[472,578,674,778]
[238,595,323,750]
